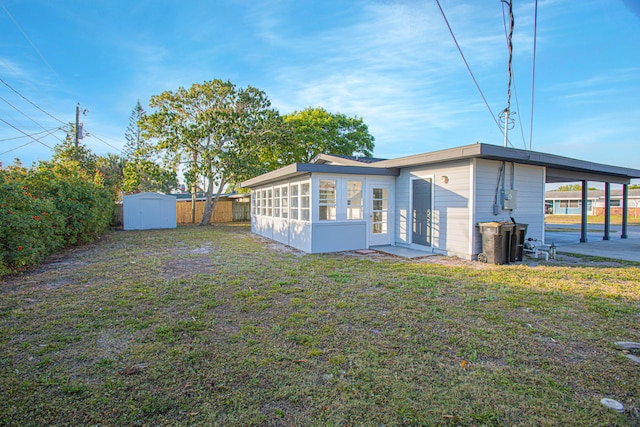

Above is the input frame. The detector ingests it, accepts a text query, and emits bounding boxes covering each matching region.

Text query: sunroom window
[281,186,289,218]
[301,183,310,221]
[274,187,281,217]
[319,180,336,220]
[290,184,299,220]
[347,181,363,220]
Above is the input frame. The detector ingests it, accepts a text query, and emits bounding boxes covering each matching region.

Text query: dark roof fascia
[240,163,399,188]
[375,143,640,181]
[310,153,385,166]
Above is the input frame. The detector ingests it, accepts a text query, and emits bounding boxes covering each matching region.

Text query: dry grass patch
[1,224,639,426]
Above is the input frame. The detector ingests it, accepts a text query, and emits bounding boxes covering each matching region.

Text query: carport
[545,161,640,243]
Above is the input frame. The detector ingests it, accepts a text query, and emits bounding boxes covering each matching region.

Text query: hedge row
[0,163,114,276]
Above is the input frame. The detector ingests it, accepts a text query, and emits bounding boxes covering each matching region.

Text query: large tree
[276,107,375,164]
[123,100,147,159]
[122,100,178,195]
[140,79,284,225]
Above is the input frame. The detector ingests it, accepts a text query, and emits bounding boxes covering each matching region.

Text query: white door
[368,184,392,246]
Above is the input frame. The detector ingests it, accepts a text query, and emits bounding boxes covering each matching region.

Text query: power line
[0,140,36,157]
[85,131,122,153]
[529,0,539,150]
[434,0,508,144]
[0,94,64,143]
[0,0,64,86]
[0,77,67,125]
[0,117,53,150]
[501,1,528,150]
[0,127,59,156]
[0,127,60,142]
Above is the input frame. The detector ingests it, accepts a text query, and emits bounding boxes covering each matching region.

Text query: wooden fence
[176,200,250,224]
[114,200,250,227]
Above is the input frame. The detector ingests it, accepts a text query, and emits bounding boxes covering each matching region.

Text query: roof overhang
[242,143,640,189]
[240,163,400,188]
[375,143,640,185]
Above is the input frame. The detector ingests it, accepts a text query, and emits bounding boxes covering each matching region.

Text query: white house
[241,143,640,259]
[123,192,177,230]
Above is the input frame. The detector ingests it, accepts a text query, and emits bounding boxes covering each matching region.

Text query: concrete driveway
[545,223,640,262]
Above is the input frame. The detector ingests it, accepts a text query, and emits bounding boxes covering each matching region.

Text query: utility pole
[75,103,81,147]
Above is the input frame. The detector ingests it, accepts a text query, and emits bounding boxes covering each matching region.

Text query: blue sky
[1,0,639,181]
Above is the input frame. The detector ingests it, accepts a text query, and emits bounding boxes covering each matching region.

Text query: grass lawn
[1,224,639,426]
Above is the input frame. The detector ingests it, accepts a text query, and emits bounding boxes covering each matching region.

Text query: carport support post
[603,182,611,240]
[621,184,629,239]
[580,180,588,243]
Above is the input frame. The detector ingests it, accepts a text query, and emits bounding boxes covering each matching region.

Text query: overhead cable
[0,117,53,150]
[0,127,59,156]
[529,0,538,150]
[0,94,64,143]
[434,0,507,143]
[501,0,527,150]
[85,131,122,153]
[0,127,60,142]
[0,77,67,125]
[0,0,64,85]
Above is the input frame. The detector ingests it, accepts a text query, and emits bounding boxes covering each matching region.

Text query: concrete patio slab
[371,245,437,259]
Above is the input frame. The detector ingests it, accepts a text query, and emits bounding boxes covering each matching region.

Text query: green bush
[0,162,113,275]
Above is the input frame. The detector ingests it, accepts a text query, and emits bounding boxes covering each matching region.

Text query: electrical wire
[0,0,64,86]
[0,127,60,142]
[529,0,538,150]
[501,0,528,150]
[0,77,67,125]
[85,131,122,153]
[434,0,505,141]
[0,117,53,150]
[0,140,36,157]
[0,94,64,143]
[0,127,59,156]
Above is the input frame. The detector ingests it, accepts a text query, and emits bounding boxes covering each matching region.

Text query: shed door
[412,178,432,247]
[368,184,392,246]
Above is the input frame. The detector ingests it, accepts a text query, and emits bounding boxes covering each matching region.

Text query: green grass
[1,224,639,426]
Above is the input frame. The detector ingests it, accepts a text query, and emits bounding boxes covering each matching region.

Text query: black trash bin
[478,222,514,265]
[510,223,528,262]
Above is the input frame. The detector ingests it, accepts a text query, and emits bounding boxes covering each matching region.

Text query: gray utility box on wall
[502,189,518,210]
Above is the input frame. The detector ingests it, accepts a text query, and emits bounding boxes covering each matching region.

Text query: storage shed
[123,192,177,230]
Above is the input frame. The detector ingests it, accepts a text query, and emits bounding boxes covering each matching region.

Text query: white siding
[473,159,545,255]
[249,173,393,254]
[395,160,473,258]
[250,176,312,253]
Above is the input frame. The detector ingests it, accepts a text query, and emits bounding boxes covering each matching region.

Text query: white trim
[469,158,476,257]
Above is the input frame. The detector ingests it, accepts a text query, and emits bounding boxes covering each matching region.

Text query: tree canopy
[122,101,178,195]
[276,107,375,164]
[140,79,284,225]
[554,184,597,191]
